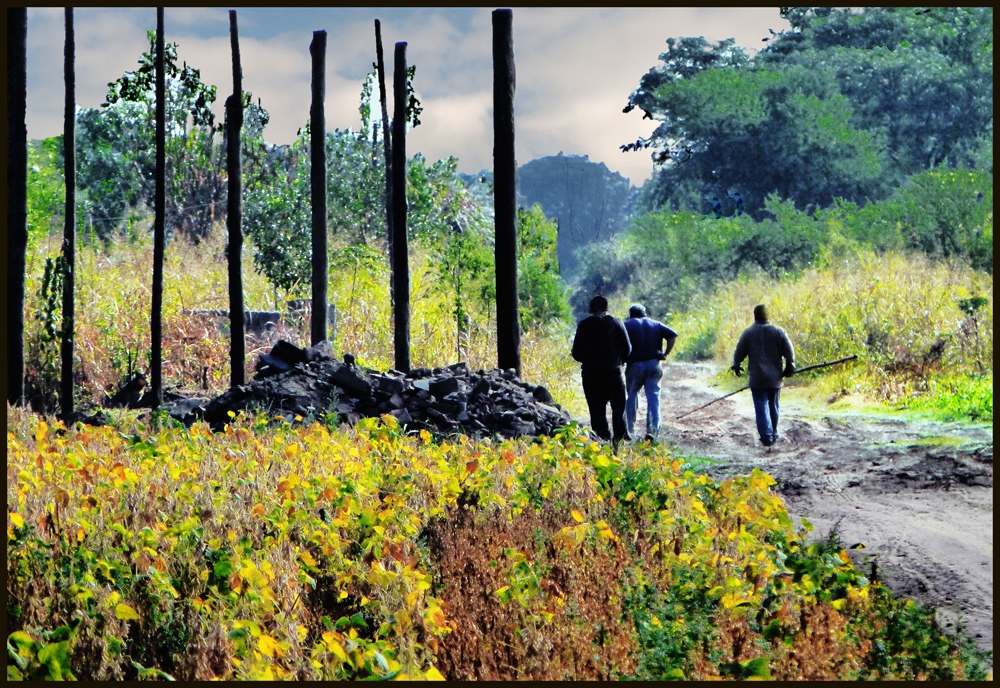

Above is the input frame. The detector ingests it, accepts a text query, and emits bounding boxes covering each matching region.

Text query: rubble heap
[195,339,570,439]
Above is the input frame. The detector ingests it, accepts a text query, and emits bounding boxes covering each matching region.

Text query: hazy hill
[516,153,638,280]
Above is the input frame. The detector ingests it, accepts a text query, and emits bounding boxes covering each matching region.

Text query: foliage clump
[624,7,993,219]
[7,414,990,680]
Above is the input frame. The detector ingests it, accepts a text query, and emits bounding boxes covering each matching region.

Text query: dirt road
[606,361,993,658]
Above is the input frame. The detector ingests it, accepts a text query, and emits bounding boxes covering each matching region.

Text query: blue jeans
[625,359,662,437]
[750,387,781,445]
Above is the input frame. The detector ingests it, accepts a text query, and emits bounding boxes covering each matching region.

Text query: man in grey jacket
[731,304,795,447]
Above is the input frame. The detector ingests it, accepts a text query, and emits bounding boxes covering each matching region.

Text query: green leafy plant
[7,623,79,681]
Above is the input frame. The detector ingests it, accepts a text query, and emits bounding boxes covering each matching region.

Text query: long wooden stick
[151,7,165,406]
[228,11,246,385]
[675,355,858,420]
[309,29,327,347]
[391,42,411,373]
[493,8,521,375]
[9,7,29,406]
[374,20,393,308]
[60,8,75,417]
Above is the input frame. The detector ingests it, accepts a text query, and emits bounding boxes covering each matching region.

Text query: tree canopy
[75,32,269,241]
[624,7,993,219]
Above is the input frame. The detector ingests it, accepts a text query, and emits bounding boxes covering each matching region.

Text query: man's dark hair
[629,304,646,318]
[754,304,769,323]
[590,295,609,314]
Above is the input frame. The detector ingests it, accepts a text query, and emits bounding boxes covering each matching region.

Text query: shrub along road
[611,361,993,662]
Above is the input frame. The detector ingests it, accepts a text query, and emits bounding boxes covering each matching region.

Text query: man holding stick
[731,304,795,447]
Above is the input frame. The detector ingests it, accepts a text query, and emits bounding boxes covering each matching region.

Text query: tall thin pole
[150,7,166,407]
[493,9,521,375]
[391,42,411,373]
[310,30,328,346]
[7,8,28,406]
[227,10,246,387]
[60,8,76,417]
[374,19,394,308]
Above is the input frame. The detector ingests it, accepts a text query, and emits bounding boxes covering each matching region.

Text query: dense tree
[818,169,993,272]
[26,139,66,241]
[625,7,993,218]
[516,205,569,327]
[242,70,425,307]
[572,168,992,321]
[760,7,993,176]
[75,32,267,241]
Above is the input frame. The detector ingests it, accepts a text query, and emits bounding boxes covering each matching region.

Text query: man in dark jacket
[731,304,795,447]
[623,304,677,441]
[572,295,632,449]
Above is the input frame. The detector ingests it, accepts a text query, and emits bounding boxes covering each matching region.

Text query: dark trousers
[750,387,781,445]
[582,366,628,443]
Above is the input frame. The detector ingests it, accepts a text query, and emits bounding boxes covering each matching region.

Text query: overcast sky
[26,7,791,186]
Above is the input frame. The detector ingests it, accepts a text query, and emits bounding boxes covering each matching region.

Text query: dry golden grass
[671,249,992,405]
[21,224,584,413]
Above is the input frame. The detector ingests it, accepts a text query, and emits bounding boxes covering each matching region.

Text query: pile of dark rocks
[188,339,571,439]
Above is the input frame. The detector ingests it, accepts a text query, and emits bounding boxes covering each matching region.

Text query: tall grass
[671,249,993,418]
[21,223,582,414]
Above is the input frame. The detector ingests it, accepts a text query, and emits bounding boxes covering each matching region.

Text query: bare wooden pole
[310,30,329,346]
[7,8,28,406]
[227,10,246,387]
[150,6,166,406]
[391,42,411,373]
[493,8,521,375]
[374,19,394,308]
[60,7,76,417]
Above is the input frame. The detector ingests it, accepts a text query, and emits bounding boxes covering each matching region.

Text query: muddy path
[589,361,994,659]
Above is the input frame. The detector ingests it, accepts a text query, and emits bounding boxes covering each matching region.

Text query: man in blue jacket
[572,295,632,450]
[731,304,795,447]
[623,304,678,442]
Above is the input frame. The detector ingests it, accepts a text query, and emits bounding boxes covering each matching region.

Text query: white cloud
[407,90,493,169]
[166,7,230,28]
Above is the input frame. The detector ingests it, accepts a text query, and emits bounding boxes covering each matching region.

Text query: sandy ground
[580,361,994,660]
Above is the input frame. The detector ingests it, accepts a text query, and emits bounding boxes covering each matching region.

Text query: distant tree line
[622,6,992,219]
[565,7,993,319]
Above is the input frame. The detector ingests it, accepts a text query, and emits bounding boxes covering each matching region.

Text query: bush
[7,417,989,680]
[517,205,570,328]
[664,249,992,415]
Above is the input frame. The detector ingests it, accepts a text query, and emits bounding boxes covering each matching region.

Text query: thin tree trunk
[493,9,521,375]
[227,10,245,387]
[7,8,28,406]
[375,19,394,308]
[392,42,410,373]
[60,8,76,417]
[310,30,328,346]
[150,7,166,407]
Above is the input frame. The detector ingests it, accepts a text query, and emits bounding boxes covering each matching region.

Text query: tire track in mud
[622,361,993,659]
